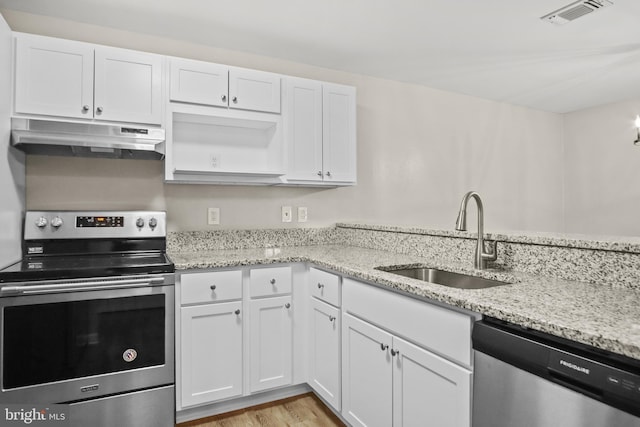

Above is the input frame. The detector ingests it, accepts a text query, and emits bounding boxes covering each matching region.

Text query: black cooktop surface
[0,252,174,283]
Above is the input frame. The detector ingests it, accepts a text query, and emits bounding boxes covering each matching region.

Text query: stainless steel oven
[0,211,175,427]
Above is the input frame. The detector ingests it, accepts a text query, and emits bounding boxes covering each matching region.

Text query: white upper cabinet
[170,58,229,107]
[283,78,357,186]
[94,47,162,124]
[14,33,163,125]
[169,58,281,114]
[229,67,281,113]
[322,83,357,183]
[14,34,94,120]
[283,78,323,182]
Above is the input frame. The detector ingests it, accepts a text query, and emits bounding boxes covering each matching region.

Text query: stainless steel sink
[377,267,511,290]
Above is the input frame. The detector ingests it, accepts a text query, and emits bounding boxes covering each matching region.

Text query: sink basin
[377,267,511,290]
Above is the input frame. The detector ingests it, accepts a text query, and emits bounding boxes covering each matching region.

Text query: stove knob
[50,216,63,228]
[136,217,145,228]
[148,217,158,229]
[35,216,48,229]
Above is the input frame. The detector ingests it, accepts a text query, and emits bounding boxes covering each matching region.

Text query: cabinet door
[180,301,243,407]
[249,295,292,392]
[283,78,323,181]
[392,336,471,427]
[342,313,392,427]
[229,67,281,113]
[309,299,341,410]
[323,83,357,183]
[94,47,163,124]
[170,58,229,107]
[14,34,94,119]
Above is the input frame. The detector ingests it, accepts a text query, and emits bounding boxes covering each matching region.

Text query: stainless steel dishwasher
[472,318,640,427]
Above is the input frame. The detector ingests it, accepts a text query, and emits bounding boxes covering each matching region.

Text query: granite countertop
[169,244,640,361]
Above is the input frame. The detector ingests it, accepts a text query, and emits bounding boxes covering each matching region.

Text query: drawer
[309,267,340,307]
[181,270,242,305]
[249,266,292,297]
[343,278,474,367]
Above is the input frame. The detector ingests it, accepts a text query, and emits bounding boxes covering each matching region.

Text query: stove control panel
[25,211,166,240]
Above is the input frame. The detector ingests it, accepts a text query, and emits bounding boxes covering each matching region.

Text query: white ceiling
[1,0,639,113]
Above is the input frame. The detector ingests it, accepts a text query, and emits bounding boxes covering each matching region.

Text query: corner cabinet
[14,33,163,125]
[283,78,357,186]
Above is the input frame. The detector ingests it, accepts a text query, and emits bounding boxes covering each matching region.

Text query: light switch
[207,207,220,225]
[298,207,308,223]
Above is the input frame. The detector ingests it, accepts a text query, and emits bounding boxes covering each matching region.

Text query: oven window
[3,294,165,389]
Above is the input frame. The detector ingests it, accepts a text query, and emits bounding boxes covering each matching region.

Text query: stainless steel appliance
[0,211,175,427]
[473,318,640,427]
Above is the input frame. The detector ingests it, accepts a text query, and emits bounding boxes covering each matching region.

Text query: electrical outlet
[297,207,308,223]
[281,206,292,223]
[210,154,220,169]
[207,207,220,225]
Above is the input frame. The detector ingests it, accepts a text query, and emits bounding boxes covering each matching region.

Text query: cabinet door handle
[325,171,332,178]
[329,315,336,322]
[210,285,216,290]
[235,309,241,315]
[317,283,324,289]
[270,279,276,285]
[232,96,238,103]
[391,349,400,356]
[380,343,388,351]
[317,171,323,177]
[96,106,103,114]
[82,105,90,113]
[221,95,227,102]
[285,303,291,309]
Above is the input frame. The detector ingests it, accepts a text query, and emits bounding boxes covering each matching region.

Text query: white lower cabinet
[249,295,293,392]
[180,300,243,407]
[308,298,341,410]
[342,314,393,427]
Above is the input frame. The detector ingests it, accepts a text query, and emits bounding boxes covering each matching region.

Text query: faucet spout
[455,191,497,270]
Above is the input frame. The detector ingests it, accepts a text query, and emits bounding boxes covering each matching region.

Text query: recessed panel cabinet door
[283,78,323,181]
[170,58,229,107]
[322,83,357,183]
[342,313,392,427]
[180,301,243,407]
[308,298,341,410]
[392,336,471,427]
[229,67,281,113]
[249,295,293,392]
[94,47,163,124]
[14,34,94,119]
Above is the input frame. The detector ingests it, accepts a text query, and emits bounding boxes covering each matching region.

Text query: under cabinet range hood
[10,118,166,159]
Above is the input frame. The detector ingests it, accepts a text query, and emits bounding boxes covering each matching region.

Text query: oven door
[0,275,174,404]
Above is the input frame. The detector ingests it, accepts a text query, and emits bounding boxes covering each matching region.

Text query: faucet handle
[482,240,498,262]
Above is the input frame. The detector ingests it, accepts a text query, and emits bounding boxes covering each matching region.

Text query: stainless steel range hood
[10,118,165,160]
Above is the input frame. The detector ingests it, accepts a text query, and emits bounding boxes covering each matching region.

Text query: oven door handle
[0,276,166,295]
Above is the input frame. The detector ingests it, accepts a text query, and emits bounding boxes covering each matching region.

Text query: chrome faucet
[455,191,497,270]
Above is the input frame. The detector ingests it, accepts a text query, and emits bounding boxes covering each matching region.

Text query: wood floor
[176,393,346,427]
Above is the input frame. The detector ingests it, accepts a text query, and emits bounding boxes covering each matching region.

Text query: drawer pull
[210,285,216,290]
[317,283,324,289]
[391,349,400,356]
[270,279,276,285]
[285,303,291,309]
[329,315,336,322]
[380,343,388,351]
[235,309,241,315]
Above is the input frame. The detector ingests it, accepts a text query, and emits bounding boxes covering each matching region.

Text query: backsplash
[168,223,640,290]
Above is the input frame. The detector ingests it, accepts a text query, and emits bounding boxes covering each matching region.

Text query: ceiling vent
[541,0,613,25]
